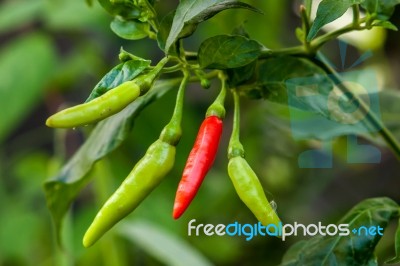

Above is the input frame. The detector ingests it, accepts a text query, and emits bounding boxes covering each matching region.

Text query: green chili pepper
[228,156,280,226]
[46,57,169,128]
[227,89,281,227]
[46,80,141,128]
[82,69,189,247]
[83,139,175,248]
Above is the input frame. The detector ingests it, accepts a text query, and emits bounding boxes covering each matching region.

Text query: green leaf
[98,0,141,19]
[226,61,257,87]
[165,0,261,53]
[224,25,256,86]
[361,0,400,20]
[308,0,363,41]
[198,35,262,69]
[85,58,151,102]
[280,197,399,266]
[0,33,56,142]
[372,20,398,30]
[386,218,400,264]
[157,11,178,54]
[280,240,308,265]
[43,78,180,245]
[184,1,261,29]
[110,17,149,40]
[254,56,332,103]
[119,221,212,266]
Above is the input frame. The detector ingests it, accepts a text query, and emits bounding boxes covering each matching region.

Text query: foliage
[2,0,400,265]
[280,198,400,266]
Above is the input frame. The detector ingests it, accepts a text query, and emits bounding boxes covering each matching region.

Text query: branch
[313,54,400,160]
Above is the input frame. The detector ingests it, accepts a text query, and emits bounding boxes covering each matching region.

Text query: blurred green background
[1,0,400,265]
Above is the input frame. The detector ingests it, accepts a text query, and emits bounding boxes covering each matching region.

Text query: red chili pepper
[173,115,223,219]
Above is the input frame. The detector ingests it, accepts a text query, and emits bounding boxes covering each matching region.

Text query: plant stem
[184,51,198,61]
[145,0,159,32]
[259,46,307,58]
[186,18,366,62]
[206,71,227,118]
[178,39,187,63]
[228,89,245,158]
[159,69,189,145]
[310,18,367,51]
[161,64,183,74]
[300,4,311,51]
[186,46,308,61]
[352,4,360,26]
[216,71,228,103]
[193,70,219,81]
[313,54,400,159]
[170,69,189,124]
[305,0,312,19]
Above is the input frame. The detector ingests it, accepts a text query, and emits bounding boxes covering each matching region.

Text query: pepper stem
[136,57,170,94]
[206,72,227,119]
[160,69,190,146]
[228,89,245,159]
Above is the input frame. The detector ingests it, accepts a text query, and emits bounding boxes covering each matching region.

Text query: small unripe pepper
[227,89,281,227]
[82,69,189,247]
[173,75,227,219]
[228,156,280,226]
[194,69,211,89]
[46,57,169,128]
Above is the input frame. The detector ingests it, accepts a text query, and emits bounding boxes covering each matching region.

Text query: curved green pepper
[46,81,140,128]
[46,57,169,128]
[228,156,280,226]
[83,139,175,247]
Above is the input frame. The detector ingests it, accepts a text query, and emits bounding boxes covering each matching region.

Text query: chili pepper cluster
[46,58,281,247]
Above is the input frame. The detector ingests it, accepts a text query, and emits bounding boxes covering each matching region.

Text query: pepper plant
[44,0,400,264]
